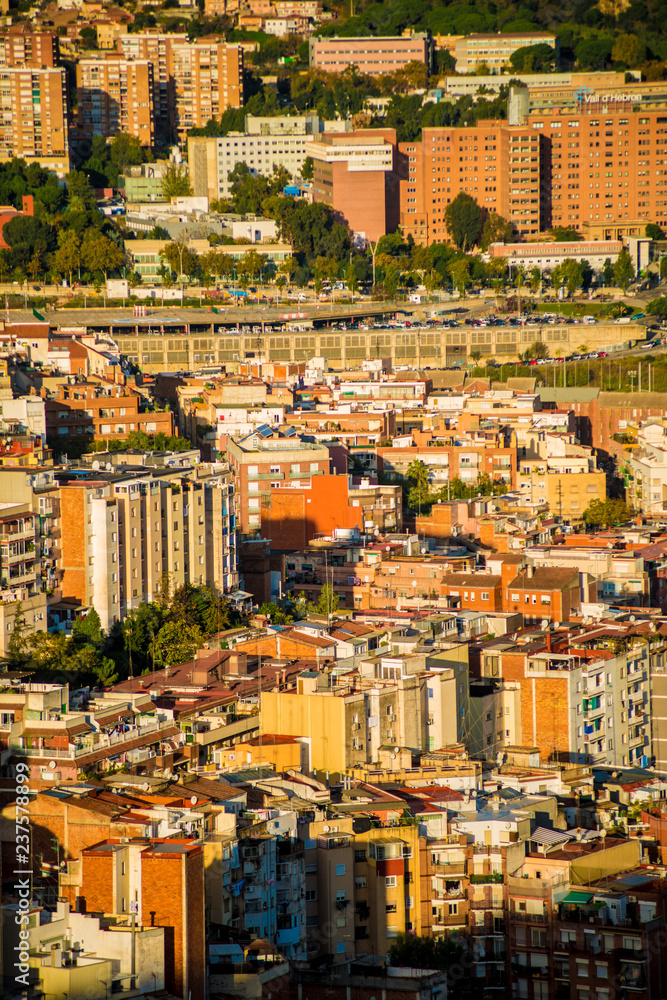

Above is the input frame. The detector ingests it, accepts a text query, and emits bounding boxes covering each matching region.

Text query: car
[641,341,656,349]
[597,351,608,358]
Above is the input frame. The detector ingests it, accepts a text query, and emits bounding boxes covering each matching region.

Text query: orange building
[260,473,401,549]
[45,381,174,443]
[309,32,431,76]
[69,839,205,1000]
[215,733,302,770]
[307,129,400,242]
[0,27,59,66]
[76,54,155,145]
[171,38,244,139]
[0,67,68,161]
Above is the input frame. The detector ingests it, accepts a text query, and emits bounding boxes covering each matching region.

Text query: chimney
[546,629,552,653]
[526,565,534,579]
[51,944,62,968]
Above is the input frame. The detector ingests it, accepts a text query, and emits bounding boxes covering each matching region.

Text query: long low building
[484,238,649,273]
[127,240,293,283]
[3,311,647,373]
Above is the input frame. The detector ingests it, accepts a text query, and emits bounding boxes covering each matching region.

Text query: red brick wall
[58,487,87,603]
[80,852,115,914]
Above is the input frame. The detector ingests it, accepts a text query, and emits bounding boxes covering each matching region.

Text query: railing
[11,720,177,759]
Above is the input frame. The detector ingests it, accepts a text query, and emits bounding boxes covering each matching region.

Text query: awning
[531,827,572,847]
[562,891,594,904]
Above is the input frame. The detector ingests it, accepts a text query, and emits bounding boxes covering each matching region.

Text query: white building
[188,114,322,203]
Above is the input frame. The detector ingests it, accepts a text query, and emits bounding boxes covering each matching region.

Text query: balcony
[11,719,177,760]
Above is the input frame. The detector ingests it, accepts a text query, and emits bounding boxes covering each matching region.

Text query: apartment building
[627,419,667,513]
[307,129,399,242]
[0,27,59,67]
[77,55,154,145]
[479,626,652,766]
[226,432,330,534]
[172,39,243,138]
[67,839,205,1000]
[0,67,68,162]
[517,460,606,521]
[58,467,237,629]
[309,32,432,75]
[117,32,187,140]
[0,501,40,602]
[189,113,320,203]
[262,653,468,779]
[399,122,543,244]
[45,381,174,443]
[452,32,558,73]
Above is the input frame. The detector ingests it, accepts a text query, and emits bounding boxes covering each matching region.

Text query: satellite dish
[630,615,636,623]
[553,621,561,629]
[190,795,198,805]
[323,824,330,833]
[142,782,150,792]
[393,747,400,754]
[471,790,477,798]
[540,618,550,631]
[49,760,56,769]
[391,753,396,760]
[92,460,100,470]
[506,822,512,830]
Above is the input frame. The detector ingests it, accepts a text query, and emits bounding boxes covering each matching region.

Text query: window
[336,890,347,902]
[335,864,345,876]
[305,889,317,901]
[354,849,366,862]
[385,876,397,888]
[336,942,346,954]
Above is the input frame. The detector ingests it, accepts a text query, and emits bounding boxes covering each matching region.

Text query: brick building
[306,129,400,242]
[45,380,175,443]
[76,54,154,145]
[117,32,187,140]
[309,32,432,75]
[0,66,68,163]
[172,39,244,139]
[69,839,205,1000]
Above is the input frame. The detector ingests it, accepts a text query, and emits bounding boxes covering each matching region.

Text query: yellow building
[519,462,606,521]
[215,734,302,771]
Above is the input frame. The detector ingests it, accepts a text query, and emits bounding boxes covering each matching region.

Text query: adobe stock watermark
[13,761,33,988]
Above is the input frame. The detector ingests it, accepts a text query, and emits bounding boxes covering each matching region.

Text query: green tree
[301,156,314,181]
[7,602,29,666]
[81,233,124,282]
[346,258,359,300]
[444,192,483,249]
[258,602,294,625]
[647,295,667,318]
[25,631,69,671]
[526,340,549,360]
[53,229,81,286]
[237,248,264,284]
[309,583,339,619]
[646,223,665,240]
[550,226,581,242]
[388,933,465,975]
[161,163,193,200]
[602,258,615,287]
[611,33,646,67]
[79,26,97,49]
[406,459,431,512]
[110,133,146,173]
[480,211,515,250]
[509,42,556,73]
[613,248,635,292]
[583,498,635,528]
[155,620,205,667]
[160,236,199,287]
[450,257,470,296]
[71,609,103,645]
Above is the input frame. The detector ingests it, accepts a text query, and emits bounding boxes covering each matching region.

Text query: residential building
[628,419,667,512]
[307,129,399,242]
[0,67,68,161]
[64,839,205,1000]
[309,32,432,75]
[188,114,321,203]
[0,27,59,67]
[452,31,558,73]
[126,239,292,284]
[117,32,187,140]
[171,39,243,139]
[76,55,154,145]
[44,380,175,444]
[0,501,40,602]
[58,465,237,629]
[517,459,606,522]
[226,432,331,534]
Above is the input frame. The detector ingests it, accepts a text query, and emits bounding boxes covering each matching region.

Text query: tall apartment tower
[76,54,154,145]
[117,32,187,140]
[0,67,68,162]
[171,39,243,139]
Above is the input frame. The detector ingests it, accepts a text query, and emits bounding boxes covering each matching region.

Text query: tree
[444,192,483,249]
[526,340,549,360]
[110,133,145,173]
[602,258,615,287]
[613,248,635,292]
[583,498,635,528]
[7,602,29,666]
[346,258,359,300]
[72,609,103,645]
[575,37,613,71]
[81,233,124,281]
[480,212,514,250]
[509,42,556,73]
[450,257,470,296]
[25,630,69,671]
[407,459,432,512]
[514,265,525,315]
[301,156,314,181]
[53,229,81,286]
[160,236,199,288]
[155,620,205,667]
[79,26,97,49]
[646,223,665,240]
[309,583,339,618]
[66,170,96,210]
[258,602,294,625]
[161,163,193,201]
[611,33,646,67]
[550,226,581,242]
[237,248,264,284]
